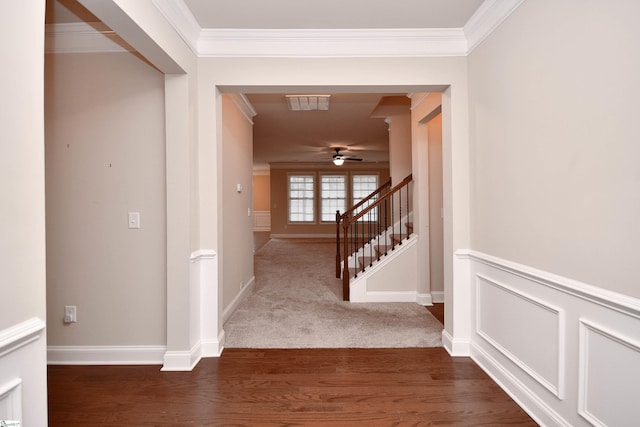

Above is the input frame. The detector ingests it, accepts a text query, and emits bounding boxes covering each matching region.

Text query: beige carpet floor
[223,238,443,348]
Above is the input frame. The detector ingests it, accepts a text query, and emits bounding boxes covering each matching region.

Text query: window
[320,174,346,222]
[352,174,379,221]
[288,174,315,222]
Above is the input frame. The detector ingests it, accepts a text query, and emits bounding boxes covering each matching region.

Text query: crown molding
[197,28,467,58]
[228,93,257,124]
[151,0,200,55]
[464,0,526,53]
[47,0,525,57]
[45,22,132,54]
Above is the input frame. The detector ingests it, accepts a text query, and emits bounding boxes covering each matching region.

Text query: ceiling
[47,0,488,168]
[247,92,399,167]
[183,0,484,30]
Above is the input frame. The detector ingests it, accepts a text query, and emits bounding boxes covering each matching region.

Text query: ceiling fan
[332,148,362,166]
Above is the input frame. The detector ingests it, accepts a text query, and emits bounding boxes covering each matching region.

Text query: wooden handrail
[345,174,411,225]
[337,174,413,301]
[339,178,391,221]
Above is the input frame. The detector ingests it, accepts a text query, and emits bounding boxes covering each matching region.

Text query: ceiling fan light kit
[332,148,362,166]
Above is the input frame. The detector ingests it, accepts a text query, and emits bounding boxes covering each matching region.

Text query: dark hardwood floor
[48,347,537,426]
[426,303,444,325]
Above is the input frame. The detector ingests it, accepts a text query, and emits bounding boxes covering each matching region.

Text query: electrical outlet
[64,306,77,323]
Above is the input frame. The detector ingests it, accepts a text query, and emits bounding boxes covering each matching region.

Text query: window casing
[288,174,315,223]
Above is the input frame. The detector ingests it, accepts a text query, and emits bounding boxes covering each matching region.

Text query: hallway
[225,237,443,348]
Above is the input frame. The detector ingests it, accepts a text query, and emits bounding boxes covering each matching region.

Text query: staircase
[336,174,413,301]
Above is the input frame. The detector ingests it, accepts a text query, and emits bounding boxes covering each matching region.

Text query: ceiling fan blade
[342,156,363,161]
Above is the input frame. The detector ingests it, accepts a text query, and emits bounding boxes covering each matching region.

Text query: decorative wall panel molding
[458,250,640,427]
[578,320,640,427]
[476,274,565,398]
[0,378,22,421]
[253,211,271,231]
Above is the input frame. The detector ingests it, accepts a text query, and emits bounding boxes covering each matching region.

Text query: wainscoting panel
[476,274,563,398]
[459,250,640,427]
[578,320,640,427]
[0,317,47,425]
[253,211,271,231]
[0,378,22,422]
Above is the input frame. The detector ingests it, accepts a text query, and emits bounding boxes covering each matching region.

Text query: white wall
[221,94,255,310]
[466,0,640,424]
[45,52,167,361]
[0,2,48,425]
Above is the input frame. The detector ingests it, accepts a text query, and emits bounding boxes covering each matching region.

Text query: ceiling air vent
[286,95,330,111]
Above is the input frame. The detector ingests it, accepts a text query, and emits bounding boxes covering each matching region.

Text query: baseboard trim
[47,345,166,365]
[162,341,201,371]
[471,343,566,427]
[201,330,225,358]
[442,329,470,356]
[417,293,433,306]
[223,276,255,323]
[432,291,444,303]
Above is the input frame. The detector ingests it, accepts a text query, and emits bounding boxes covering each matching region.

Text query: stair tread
[374,242,393,255]
[357,255,377,267]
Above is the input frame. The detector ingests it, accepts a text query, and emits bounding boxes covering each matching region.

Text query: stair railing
[335,178,391,278]
[337,174,412,301]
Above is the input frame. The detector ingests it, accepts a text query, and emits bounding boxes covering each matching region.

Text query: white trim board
[223,276,255,323]
[47,345,166,365]
[0,317,46,358]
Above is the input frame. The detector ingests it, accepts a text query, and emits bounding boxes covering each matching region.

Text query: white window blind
[320,174,346,222]
[352,174,379,221]
[288,174,315,222]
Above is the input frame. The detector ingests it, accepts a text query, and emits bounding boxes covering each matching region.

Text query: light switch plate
[128,212,140,229]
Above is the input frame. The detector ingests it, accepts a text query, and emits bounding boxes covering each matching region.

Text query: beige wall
[468,0,640,298]
[270,164,390,236]
[45,52,167,345]
[252,174,271,211]
[412,93,444,301]
[389,113,412,186]
[427,114,444,294]
[221,95,255,308]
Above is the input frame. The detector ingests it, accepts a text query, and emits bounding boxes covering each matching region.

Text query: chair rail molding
[459,250,640,427]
